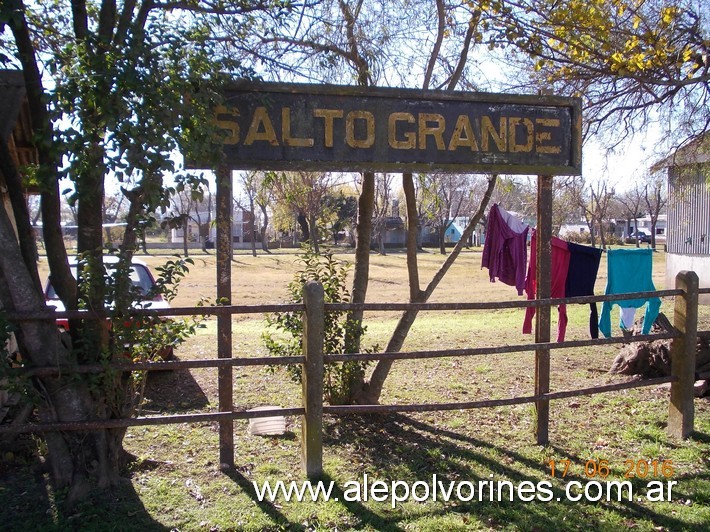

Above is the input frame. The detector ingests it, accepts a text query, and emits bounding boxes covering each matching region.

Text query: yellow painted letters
[244,107,278,146]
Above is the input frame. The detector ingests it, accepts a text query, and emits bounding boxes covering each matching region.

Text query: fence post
[535,174,553,445]
[669,270,698,439]
[302,280,324,478]
[216,163,234,469]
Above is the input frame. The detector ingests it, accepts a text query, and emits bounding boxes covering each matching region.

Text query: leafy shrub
[263,248,374,405]
[562,231,591,244]
[604,233,624,246]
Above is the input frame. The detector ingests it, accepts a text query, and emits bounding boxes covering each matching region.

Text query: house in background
[447,216,485,246]
[170,207,256,248]
[372,216,406,248]
[652,134,710,303]
[625,214,667,241]
[558,220,589,239]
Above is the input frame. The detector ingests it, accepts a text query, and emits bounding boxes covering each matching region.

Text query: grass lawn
[2,247,709,531]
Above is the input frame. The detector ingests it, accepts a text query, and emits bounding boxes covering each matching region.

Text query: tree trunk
[249,198,257,257]
[438,225,446,254]
[297,211,309,243]
[200,223,208,253]
[650,221,657,250]
[140,227,148,254]
[345,171,375,355]
[116,188,143,307]
[104,226,113,247]
[354,174,497,404]
[7,12,75,306]
[402,172,421,300]
[0,139,42,291]
[309,213,319,254]
[75,133,109,357]
[2,6,109,503]
[259,202,270,253]
[599,221,607,250]
[182,217,189,257]
[0,197,117,504]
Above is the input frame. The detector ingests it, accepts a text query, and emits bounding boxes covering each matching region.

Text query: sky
[582,130,666,189]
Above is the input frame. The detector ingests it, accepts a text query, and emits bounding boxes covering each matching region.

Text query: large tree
[419,172,479,254]
[237,171,272,256]
[569,178,617,248]
[165,178,212,257]
[494,0,709,148]
[356,0,502,404]
[372,173,395,255]
[229,0,504,403]
[643,173,668,249]
[323,189,358,246]
[0,0,287,504]
[266,170,340,254]
[617,181,646,246]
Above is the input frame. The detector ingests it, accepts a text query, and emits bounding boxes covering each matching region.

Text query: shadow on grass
[690,430,710,444]
[223,466,305,531]
[0,458,168,532]
[314,412,705,531]
[223,466,408,531]
[319,472,406,532]
[141,359,209,413]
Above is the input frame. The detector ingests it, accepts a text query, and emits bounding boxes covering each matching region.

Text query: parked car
[627,231,652,244]
[45,256,174,359]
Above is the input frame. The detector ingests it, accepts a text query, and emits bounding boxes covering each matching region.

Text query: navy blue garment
[565,242,603,339]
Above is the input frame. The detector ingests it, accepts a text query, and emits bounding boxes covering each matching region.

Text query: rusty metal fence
[2,271,709,478]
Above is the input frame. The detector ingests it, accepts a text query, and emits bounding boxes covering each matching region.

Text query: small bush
[561,231,591,244]
[263,248,374,405]
[604,233,624,246]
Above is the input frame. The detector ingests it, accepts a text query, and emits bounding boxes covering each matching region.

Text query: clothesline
[481,203,661,341]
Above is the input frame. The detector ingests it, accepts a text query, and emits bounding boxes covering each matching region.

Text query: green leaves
[263,248,374,405]
[492,0,708,145]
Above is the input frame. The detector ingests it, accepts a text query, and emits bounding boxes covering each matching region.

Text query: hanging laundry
[497,205,527,234]
[481,204,529,295]
[598,248,661,337]
[523,231,571,342]
[619,307,637,330]
[565,242,603,339]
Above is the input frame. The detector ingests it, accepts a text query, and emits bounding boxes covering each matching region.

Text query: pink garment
[481,204,529,295]
[523,231,571,342]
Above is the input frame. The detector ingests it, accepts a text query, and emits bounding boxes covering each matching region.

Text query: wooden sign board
[210,81,581,175]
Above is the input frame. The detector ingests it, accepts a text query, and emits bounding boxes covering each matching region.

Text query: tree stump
[610,313,710,397]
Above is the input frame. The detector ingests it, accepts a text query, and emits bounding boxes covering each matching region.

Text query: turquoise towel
[598,248,661,337]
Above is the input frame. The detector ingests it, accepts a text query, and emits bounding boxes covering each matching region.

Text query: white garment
[497,204,528,233]
[620,307,636,329]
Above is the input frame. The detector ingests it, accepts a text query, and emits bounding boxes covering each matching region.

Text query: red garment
[481,204,529,295]
[523,231,571,342]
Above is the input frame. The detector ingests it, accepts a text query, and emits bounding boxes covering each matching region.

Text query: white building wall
[666,253,710,305]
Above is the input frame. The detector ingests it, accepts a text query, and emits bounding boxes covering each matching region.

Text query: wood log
[610,313,709,397]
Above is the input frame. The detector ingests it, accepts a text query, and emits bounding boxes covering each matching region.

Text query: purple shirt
[481,204,529,295]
